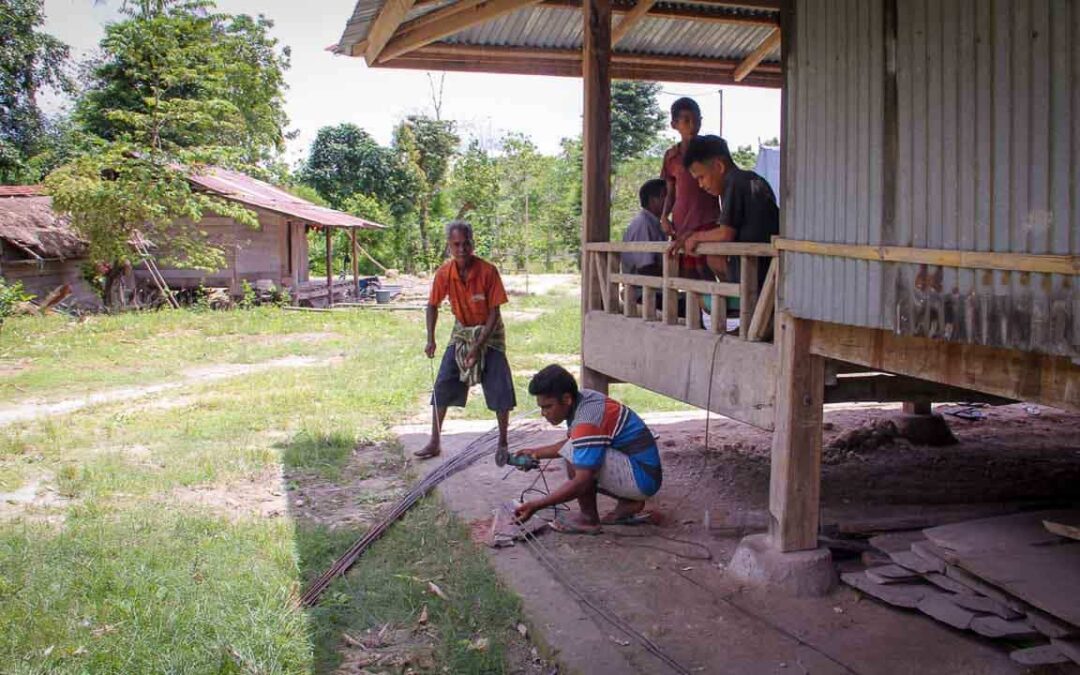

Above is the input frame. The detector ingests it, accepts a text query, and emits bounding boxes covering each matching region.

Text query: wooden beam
[379,48,783,86]
[809,321,1080,411]
[389,0,487,50]
[587,240,777,255]
[542,0,778,26]
[378,0,545,63]
[350,229,360,298]
[769,311,824,552]
[365,0,418,65]
[774,239,1080,275]
[826,375,1013,406]
[734,26,781,82]
[580,0,612,394]
[612,0,656,45]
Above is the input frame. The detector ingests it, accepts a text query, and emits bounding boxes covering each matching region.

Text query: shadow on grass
[279,432,524,674]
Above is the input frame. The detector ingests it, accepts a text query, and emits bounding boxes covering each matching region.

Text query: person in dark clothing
[668,135,779,286]
[621,178,667,277]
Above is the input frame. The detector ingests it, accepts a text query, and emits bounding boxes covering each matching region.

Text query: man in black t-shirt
[667,135,778,285]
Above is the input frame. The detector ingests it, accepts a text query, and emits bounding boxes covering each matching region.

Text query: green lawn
[0,285,685,673]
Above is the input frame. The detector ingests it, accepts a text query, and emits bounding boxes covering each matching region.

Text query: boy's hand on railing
[667,234,688,257]
[660,215,674,237]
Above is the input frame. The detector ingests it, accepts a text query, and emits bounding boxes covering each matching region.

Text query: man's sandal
[413,446,440,460]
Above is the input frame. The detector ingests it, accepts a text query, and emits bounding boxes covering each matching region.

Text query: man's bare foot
[413,442,441,459]
[550,513,601,535]
[601,499,646,524]
[494,442,509,467]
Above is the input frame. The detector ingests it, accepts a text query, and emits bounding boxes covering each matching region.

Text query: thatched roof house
[0,187,100,308]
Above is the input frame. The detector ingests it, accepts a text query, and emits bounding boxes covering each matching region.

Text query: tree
[300,124,412,213]
[449,140,499,258]
[0,0,73,184]
[732,144,757,170]
[75,0,290,166]
[392,115,458,268]
[46,0,290,308]
[610,80,665,164]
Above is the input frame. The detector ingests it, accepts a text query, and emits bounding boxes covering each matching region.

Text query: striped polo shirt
[566,389,662,496]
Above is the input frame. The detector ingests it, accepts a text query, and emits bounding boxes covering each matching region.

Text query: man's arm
[686,224,737,251]
[516,466,597,521]
[660,176,676,236]
[517,439,565,460]
[424,304,439,358]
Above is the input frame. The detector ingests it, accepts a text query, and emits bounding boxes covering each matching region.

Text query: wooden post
[325,227,334,308]
[739,256,759,338]
[902,400,932,415]
[580,0,612,394]
[768,312,825,552]
[350,228,360,299]
[661,250,678,325]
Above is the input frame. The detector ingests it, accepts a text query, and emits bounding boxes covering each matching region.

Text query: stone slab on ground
[1052,638,1080,666]
[970,616,1039,639]
[917,593,980,630]
[1010,644,1070,666]
[841,572,934,609]
[865,564,921,585]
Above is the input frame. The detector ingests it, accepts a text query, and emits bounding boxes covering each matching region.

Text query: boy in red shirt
[660,98,722,279]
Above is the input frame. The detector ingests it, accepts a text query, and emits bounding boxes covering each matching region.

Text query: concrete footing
[895,413,958,446]
[728,533,837,597]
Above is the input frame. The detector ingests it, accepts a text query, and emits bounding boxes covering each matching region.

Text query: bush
[0,279,32,329]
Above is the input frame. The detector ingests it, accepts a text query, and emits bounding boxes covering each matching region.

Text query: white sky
[43,0,780,167]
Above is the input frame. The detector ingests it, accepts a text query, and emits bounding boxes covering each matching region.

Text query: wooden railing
[583,241,778,341]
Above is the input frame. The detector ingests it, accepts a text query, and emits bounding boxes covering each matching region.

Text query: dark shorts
[431,345,517,411]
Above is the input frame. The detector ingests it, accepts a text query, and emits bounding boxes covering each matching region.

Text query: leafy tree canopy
[0,0,73,184]
[610,80,665,164]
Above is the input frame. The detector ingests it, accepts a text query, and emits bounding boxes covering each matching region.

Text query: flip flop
[550,517,601,536]
[413,446,441,459]
[602,512,653,526]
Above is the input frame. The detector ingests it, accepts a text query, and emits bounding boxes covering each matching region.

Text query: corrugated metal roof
[0,195,86,259]
[337,0,781,66]
[189,168,385,230]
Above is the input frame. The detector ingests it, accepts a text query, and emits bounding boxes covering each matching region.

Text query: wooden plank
[389,0,486,50]
[739,256,759,339]
[685,292,702,330]
[610,272,662,288]
[809,321,1080,411]
[747,257,777,341]
[365,0,418,65]
[710,293,722,334]
[642,282,657,321]
[1043,515,1080,541]
[925,510,1080,626]
[611,0,655,45]
[587,240,776,256]
[582,311,777,429]
[605,248,620,314]
[591,251,608,311]
[734,26,781,82]
[666,277,740,297]
[661,250,678,325]
[378,0,545,63]
[774,238,1080,275]
[768,311,824,551]
[580,0,611,395]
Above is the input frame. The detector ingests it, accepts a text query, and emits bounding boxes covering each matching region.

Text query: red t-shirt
[428,257,508,327]
[661,143,722,238]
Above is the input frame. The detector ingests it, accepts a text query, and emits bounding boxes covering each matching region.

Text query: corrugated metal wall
[782,0,1078,359]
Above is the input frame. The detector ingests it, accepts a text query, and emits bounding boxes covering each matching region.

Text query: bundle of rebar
[300,415,545,607]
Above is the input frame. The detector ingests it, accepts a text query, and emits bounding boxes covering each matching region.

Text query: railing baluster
[739,255,760,339]
[686,292,702,330]
[642,283,657,321]
[661,253,678,325]
[711,293,723,333]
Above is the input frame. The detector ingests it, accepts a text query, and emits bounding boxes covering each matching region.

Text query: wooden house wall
[781,0,1078,359]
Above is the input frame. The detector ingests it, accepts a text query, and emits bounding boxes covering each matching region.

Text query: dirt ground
[398,403,1080,675]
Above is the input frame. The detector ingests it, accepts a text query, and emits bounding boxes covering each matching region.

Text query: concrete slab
[397,417,1031,675]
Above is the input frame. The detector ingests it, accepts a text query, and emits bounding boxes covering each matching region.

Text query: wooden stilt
[768,312,824,552]
[325,228,334,308]
[350,229,360,299]
[579,0,612,395]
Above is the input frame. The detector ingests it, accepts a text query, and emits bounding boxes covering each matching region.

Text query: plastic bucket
[375,289,393,304]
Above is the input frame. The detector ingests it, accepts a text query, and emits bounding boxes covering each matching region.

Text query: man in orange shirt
[417,221,516,461]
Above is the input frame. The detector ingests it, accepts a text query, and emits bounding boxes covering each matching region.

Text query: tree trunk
[101,262,127,312]
[418,198,431,268]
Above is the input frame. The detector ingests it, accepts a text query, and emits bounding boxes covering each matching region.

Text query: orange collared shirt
[428,257,508,327]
